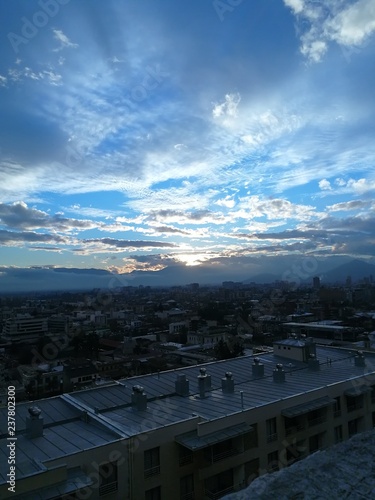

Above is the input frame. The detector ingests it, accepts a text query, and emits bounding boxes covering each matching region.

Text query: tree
[214,339,232,360]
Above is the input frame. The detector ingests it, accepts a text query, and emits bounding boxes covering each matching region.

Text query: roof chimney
[198,369,210,398]
[175,374,189,396]
[308,354,320,371]
[199,367,211,389]
[131,385,147,411]
[273,363,286,383]
[26,406,43,438]
[355,351,366,367]
[252,357,264,378]
[221,371,234,393]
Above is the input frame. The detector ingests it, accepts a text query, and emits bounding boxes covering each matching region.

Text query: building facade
[1,339,375,499]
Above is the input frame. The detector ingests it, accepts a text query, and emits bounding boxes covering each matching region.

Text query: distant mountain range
[0,257,374,293]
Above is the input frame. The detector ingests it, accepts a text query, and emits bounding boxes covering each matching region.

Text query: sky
[0,0,375,290]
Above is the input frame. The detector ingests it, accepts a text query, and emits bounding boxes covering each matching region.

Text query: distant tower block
[313,276,320,289]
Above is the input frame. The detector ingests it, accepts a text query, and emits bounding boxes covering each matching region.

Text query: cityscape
[1,0,375,499]
[0,271,375,498]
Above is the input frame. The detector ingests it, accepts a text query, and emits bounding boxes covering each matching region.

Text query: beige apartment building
[1,338,375,500]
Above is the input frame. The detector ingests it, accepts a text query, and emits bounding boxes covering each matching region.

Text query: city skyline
[1,0,375,291]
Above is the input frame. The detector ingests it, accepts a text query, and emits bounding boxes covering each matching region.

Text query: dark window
[309,433,324,453]
[180,474,194,500]
[334,425,343,444]
[144,447,160,478]
[145,486,161,500]
[267,450,279,471]
[333,397,341,417]
[266,417,277,442]
[346,395,363,412]
[99,462,118,496]
[179,445,193,466]
[348,419,359,437]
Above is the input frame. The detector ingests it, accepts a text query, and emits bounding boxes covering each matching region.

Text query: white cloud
[326,0,375,46]
[52,29,79,51]
[319,179,332,190]
[215,196,236,209]
[284,0,305,15]
[285,0,375,62]
[212,93,241,119]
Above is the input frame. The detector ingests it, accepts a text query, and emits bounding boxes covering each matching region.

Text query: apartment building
[1,338,375,500]
[2,315,48,343]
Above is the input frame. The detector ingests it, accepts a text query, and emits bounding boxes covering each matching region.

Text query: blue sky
[0,0,375,285]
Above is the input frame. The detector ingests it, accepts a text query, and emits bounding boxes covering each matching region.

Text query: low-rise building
[2,315,48,343]
[1,339,375,499]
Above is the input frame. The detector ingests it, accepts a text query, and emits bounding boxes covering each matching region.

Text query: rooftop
[1,344,374,486]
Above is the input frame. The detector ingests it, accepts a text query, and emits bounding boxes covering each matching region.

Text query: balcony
[99,481,118,496]
[144,465,160,478]
[285,423,304,436]
[209,448,240,464]
[204,485,234,500]
[266,433,278,443]
[181,493,195,500]
[179,454,193,466]
[347,402,363,413]
[308,416,326,427]
[333,410,341,418]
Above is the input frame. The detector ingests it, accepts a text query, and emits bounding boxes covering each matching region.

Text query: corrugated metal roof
[1,345,374,486]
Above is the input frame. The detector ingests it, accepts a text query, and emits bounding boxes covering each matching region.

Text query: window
[309,433,324,453]
[286,439,306,464]
[266,417,277,443]
[308,408,326,427]
[267,450,279,472]
[205,438,238,463]
[145,486,161,500]
[179,445,193,466]
[180,474,194,500]
[144,447,160,478]
[99,462,118,496]
[334,425,343,444]
[348,418,359,437]
[346,395,363,412]
[333,397,341,417]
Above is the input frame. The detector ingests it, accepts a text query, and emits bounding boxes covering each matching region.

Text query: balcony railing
[205,485,234,500]
[347,403,363,412]
[144,465,160,478]
[211,448,239,463]
[181,493,195,500]
[99,481,118,496]
[266,433,278,443]
[308,416,326,427]
[179,454,193,466]
[285,423,304,436]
